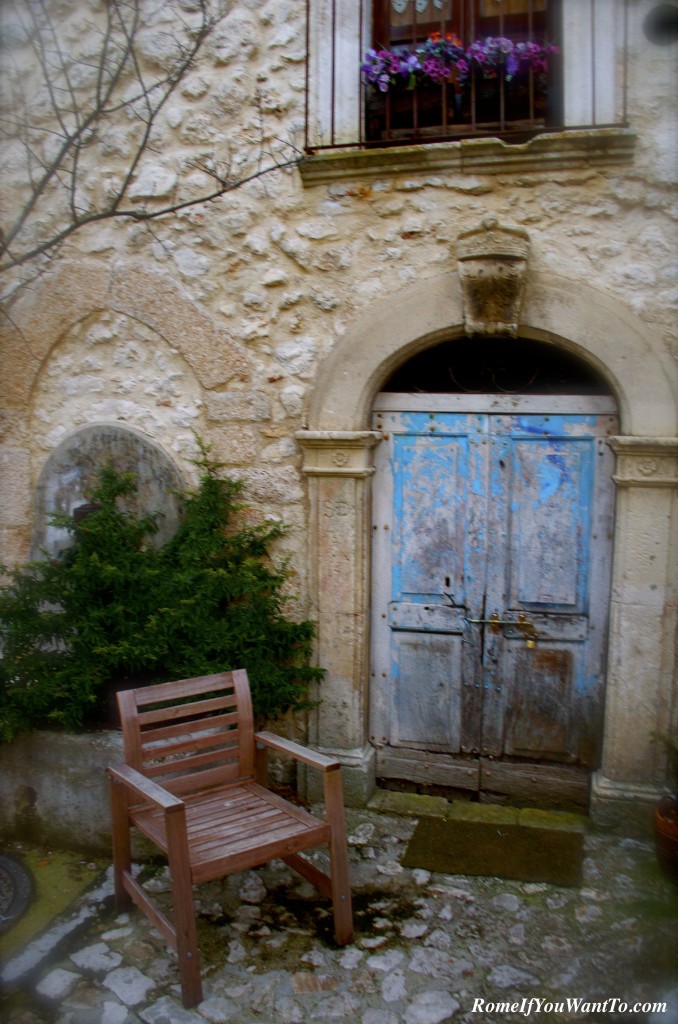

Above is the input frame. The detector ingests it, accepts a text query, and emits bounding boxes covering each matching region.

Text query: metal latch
[465,611,539,648]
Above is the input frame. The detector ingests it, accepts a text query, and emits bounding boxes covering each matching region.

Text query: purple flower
[464,36,557,82]
[455,57,469,83]
[361,47,421,91]
[361,35,556,94]
[420,56,451,84]
[506,53,519,79]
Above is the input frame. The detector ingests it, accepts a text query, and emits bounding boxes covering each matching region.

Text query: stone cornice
[608,436,678,488]
[299,128,636,187]
[296,430,382,477]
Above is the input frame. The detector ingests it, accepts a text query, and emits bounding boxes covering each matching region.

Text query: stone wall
[1,2,676,556]
[0,730,123,853]
[0,0,677,814]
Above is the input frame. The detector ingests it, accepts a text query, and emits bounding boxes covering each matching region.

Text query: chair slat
[155,763,245,795]
[192,808,291,847]
[140,725,240,764]
[192,801,289,835]
[185,791,263,828]
[138,704,238,737]
[193,820,312,862]
[132,800,329,871]
[133,672,237,706]
[191,825,332,882]
[143,746,240,781]
[138,695,238,727]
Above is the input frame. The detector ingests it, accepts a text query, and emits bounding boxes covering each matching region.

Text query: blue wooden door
[370,396,617,795]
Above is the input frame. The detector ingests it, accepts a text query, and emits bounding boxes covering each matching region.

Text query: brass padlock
[526,635,537,650]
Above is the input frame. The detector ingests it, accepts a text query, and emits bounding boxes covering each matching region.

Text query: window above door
[366,0,558,144]
[301,0,634,184]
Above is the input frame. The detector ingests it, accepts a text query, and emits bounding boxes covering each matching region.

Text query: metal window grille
[304,0,629,152]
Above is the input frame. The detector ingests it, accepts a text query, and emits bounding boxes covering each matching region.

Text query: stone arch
[0,258,251,561]
[299,270,678,827]
[2,259,250,424]
[29,307,206,472]
[307,270,676,435]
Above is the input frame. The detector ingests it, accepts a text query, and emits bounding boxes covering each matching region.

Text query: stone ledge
[299,127,637,186]
[367,789,450,819]
[364,791,590,833]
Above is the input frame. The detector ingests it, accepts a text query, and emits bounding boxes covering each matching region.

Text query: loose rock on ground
[1,805,677,1024]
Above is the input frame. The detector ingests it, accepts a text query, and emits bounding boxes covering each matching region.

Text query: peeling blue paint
[380,408,612,767]
[537,455,566,504]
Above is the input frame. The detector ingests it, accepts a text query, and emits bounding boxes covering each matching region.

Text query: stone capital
[296,430,382,477]
[608,436,678,487]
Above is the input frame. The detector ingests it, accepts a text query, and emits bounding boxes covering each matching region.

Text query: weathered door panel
[371,398,617,788]
[510,447,588,607]
[391,632,463,750]
[392,433,459,605]
[482,415,616,765]
[370,412,486,752]
[506,646,574,756]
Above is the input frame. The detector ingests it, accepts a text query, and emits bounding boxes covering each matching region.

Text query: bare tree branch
[0,0,303,283]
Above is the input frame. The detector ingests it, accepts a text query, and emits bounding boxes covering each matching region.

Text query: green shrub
[0,451,322,742]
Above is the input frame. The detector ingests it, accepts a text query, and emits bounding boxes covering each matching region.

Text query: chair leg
[165,808,203,1008]
[108,772,133,912]
[324,768,354,946]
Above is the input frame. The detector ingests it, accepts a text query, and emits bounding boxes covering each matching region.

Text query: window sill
[298,127,636,187]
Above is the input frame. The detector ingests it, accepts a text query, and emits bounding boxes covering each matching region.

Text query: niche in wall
[31,424,185,560]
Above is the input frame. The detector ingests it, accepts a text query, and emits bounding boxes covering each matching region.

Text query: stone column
[592,436,678,832]
[296,430,382,805]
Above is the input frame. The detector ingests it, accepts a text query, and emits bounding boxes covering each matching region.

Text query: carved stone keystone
[457,216,530,337]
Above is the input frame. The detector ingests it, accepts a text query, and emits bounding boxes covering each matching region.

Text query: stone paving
[2,798,678,1024]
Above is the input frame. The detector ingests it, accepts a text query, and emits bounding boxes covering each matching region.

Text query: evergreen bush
[0,451,322,742]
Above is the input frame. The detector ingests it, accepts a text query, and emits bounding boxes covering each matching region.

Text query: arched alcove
[32,424,185,560]
[0,257,250,566]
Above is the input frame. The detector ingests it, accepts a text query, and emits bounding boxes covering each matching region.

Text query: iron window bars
[304,0,629,152]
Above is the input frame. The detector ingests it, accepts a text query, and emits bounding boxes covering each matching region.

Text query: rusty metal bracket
[465,611,539,647]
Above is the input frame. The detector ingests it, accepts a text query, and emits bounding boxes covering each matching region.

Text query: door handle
[465,611,538,647]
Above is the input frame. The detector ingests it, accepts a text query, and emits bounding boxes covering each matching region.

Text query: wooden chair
[108,669,353,1008]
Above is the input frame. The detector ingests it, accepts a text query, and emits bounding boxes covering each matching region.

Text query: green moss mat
[0,849,106,960]
[402,817,584,887]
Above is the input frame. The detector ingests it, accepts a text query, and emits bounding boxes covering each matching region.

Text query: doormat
[401,817,584,887]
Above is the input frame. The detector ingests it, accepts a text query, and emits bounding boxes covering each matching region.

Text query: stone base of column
[301,744,376,808]
[590,771,660,837]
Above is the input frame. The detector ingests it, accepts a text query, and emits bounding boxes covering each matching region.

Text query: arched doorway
[297,271,677,824]
[369,338,618,810]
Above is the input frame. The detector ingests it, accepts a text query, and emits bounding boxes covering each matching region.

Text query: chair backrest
[116,669,255,796]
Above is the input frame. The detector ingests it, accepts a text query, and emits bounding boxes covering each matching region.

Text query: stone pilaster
[296,430,382,805]
[592,436,678,831]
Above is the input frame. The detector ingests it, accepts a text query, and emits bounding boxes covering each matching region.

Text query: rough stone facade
[0,0,676,823]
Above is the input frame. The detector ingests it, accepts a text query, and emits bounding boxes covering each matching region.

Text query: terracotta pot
[654,797,678,882]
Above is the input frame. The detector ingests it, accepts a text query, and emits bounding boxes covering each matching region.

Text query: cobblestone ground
[2,806,677,1024]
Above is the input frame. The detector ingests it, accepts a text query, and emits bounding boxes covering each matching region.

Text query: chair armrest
[108,763,185,812]
[254,731,340,772]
